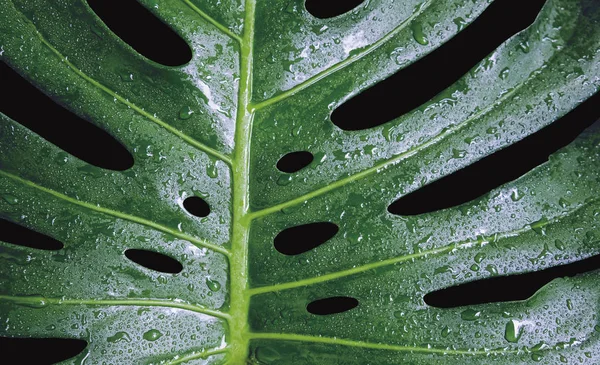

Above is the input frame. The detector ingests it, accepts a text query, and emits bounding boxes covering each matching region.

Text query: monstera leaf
[1,0,600,364]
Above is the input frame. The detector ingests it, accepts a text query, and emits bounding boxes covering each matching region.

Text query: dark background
[1,0,599,363]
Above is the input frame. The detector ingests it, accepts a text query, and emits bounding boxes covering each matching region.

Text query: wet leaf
[1,0,599,364]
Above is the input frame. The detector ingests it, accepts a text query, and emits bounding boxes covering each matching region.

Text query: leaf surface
[1,0,599,364]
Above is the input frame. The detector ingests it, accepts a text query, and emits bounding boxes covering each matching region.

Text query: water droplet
[2,194,19,205]
[179,106,194,120]
[143,329,163,341]
[54,152,69,165]
[474,253,486,263]
[460,309,481,321]
[119,71,134,82]
[453,17,467,31]
[206,278,221,292]
[411,22,429,45]
[510,189,523,202]
[206,163,218,178]
[14,295,48,309]
[452,149,467,159]
[504,319,524,343]
[566,299,573,310]
[530,216,548,235]
[441,326,451,337]
[91,25,103,39]
[312,24,329,35]
[434,265,452,275]
[558,197,570,208]
[255,346,281,362]
[107,331,132,343]
[519,41,530,53]
[277,174,293,186]
[531,353,543,362]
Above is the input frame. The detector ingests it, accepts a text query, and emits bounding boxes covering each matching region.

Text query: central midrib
[228,0,256,364]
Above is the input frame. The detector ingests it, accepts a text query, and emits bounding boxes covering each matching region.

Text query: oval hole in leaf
[0,218,64,250]
[425,254,600,308]
[125,249,183,274]
[0,62,134,171]
[183,196,211,217]
[331,0,546,130]
[274,222,339,255]
[0,337,87,364]
[86,0,192,66]
[388,91,600,216]
[305,0,366,19]
[307,296,359,315]
[277,151,314,173]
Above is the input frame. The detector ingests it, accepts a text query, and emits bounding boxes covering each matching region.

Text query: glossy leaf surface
[1,0,599,364]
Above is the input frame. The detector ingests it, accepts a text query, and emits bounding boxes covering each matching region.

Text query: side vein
[0,170,230,256]
[12,3,232,165]
[250,0,435,111]
[248,333,520,355]
[0,295,230,320]
[249,83,524,220]
[180,0,242,43]
[165,347,229,365]
[249,197,598,295]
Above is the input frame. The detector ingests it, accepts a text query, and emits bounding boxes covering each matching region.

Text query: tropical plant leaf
[1,0,599,364]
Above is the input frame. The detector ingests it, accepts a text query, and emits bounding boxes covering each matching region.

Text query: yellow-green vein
[0,170,230,256]
[180,0,242,43]
[250,0,435,111]
[0,295,230,320]
[249,197,598,295]
[13,3,232,165]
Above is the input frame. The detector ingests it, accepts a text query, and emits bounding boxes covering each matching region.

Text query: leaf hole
[305,0,366,19]
[276,151,314,173]
[0,218,64,251]
[0,337,87,364]
[0,62,134,171]
[388,91,600,216]
[274,222,339,255]
[307,296,359,315]
[125,249,183,274]
[183,196,211,218]
[331,0,546,130]
[424,254,600,308]
[86,0,192,66]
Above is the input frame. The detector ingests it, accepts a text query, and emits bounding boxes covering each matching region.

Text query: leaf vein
[0,295,230,320]
[250,0,435,111]
[249,197,598,295]
[0,170,230,256]
[11,2,232,165]
[180,0,242,43]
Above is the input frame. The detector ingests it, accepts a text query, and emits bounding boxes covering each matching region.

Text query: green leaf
[1,0,599,364]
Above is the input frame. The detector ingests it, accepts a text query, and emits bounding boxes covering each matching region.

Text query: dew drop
[276,174,293,186]
[531,353,543,362]
[411,22,429,45]
[179,106,194,120]
[206,278,221,292]
[119,71,134,82]
[2,194,19,205]
[107,331,132,343]
[504,319,523,343]
[143,329,163,341]
[460,309,481,321]
[510,189,523,202]
[14,295,48,309]
[255,347,281,362]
